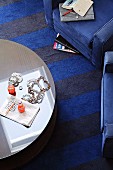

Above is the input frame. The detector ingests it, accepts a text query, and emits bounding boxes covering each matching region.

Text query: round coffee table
[0,40,57,169]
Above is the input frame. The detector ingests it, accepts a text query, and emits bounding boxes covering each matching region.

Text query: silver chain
[22,76,51,104]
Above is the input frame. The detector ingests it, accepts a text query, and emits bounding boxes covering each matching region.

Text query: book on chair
[62,0,93,16]
[59,3,94,22]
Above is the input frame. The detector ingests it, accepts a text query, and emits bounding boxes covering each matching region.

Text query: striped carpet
[1,0,113,170]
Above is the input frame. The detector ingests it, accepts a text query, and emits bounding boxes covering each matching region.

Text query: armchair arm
[92,18,113,68]
[103,52,113,74]
[43,0,64,27]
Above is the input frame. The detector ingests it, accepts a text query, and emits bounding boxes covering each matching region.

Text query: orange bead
[18,102,25,113]
[8,84,15,94]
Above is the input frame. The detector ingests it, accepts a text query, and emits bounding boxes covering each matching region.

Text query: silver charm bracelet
[22,76,51,104]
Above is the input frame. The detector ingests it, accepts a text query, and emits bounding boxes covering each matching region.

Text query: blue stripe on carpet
[48,56,95,81]
[11,27,57,50]
[23,135,101,170]
[58,90,100,122]
[0,0,43,24]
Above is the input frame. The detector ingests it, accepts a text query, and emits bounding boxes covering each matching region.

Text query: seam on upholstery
[92,36,102,61]
[94,34,113,54]
[94,36,113,68]
[105,62,113,65]
[94,18,113,37]
[90,18,113,48]
[94,29,113,45]
[102,77,104,132]
[97,35,104,66]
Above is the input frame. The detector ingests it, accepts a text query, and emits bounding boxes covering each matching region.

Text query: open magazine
[53,33,79,53]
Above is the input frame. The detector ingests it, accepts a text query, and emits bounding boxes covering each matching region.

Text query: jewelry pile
[22,76,51,104]
[8,72,51,104]
[9,72,23,87]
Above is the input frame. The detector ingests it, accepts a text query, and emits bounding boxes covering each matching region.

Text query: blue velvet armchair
[101,52,113,158]
[43,0,113,68]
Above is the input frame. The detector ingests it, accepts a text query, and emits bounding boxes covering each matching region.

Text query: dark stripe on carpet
[69,158,113,170]
[22,135,101,170]
[0,12,47,39]
[55,70,102,100]
[58,90,100,122]
[45,112,100,150]
[0,0,20,7]
[34,46,77,64]
[35,45,60,58]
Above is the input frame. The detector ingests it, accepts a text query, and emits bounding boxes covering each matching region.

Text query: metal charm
[22,76,50,104]
[9,72,23,87]
[19,86,23,90]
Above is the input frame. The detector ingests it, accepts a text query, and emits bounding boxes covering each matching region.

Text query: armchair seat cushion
[53,8,93,50]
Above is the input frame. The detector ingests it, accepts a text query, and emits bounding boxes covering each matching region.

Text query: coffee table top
[0,40,56,160]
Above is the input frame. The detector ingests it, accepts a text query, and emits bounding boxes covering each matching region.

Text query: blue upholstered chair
[101,52,113,158]
[43,0,113,68]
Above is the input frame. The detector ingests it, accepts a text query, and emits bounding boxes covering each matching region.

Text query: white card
[73,0,93,16]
